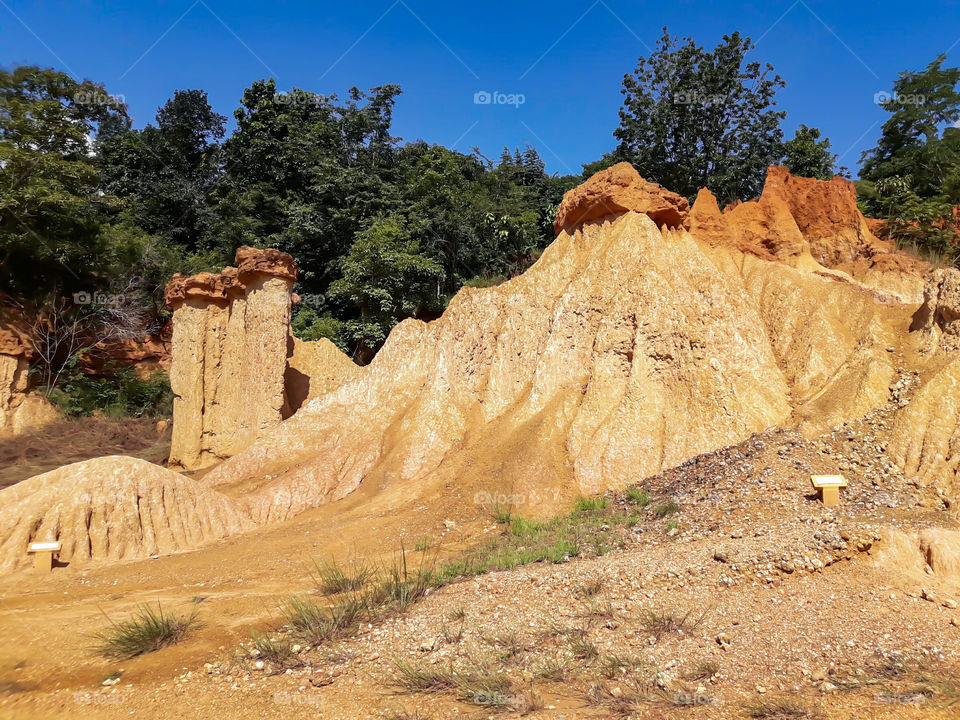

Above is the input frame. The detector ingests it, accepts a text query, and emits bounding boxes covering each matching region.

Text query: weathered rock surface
[554,162,688,234]
[0,314,58,435]
[690,166,927,302]
[876,528,960,590]
[166,247,298,470]
[0,456,253,572]
[889,356,960,498]
[910,267,960,352]
[285,336,360,414]
[0,165,949,572]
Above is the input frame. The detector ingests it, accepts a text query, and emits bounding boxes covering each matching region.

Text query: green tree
[859,55,960,259]
[98,89,226,252]
[861,55,960,197]
[217,80,402,295]
[328,214,443,361]
[0,66,131,298]
[781,125,845,180]
[614,28,785,202]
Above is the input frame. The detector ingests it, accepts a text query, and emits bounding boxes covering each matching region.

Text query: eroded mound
[0,456,253,572]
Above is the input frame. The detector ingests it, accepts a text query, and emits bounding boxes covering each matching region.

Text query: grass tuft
[625,485,651,506]
[94,603,199,659]
[574,496,609,512]
[638,607,705,639]
[250,630,305,671]
[744,697,822,719]
[651,499,681,517]
[312,558,373,595]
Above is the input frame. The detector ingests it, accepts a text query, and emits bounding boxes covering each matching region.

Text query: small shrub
[568,633,599,661]
[94,603,199,659]
[490,505,513,523]
[509,516,542,537]
[413,537,432,552]
[532,657,573,681]
[598,653,647,679]
[638,607,705,639]
[441,621,464,644]
[681,659,720,681]
[575,577,604,598]
[250,630,304,670]
[49,360,173,419]
[391,658,458,692]
[624,486,651,506]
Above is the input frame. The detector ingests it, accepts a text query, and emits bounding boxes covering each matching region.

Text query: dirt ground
[1,395,958,719]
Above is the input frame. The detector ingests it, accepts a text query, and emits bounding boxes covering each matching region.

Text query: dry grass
[638,607,705,639]
[0,416,169,489]
[93,602,199,659]
[312,558,374,595]
[744,697,822,719]
[249,630,305,671]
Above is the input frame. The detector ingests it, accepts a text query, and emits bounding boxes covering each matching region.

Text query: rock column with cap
[165,247,298,470]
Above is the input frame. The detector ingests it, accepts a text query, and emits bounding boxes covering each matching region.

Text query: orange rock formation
[0,165,955,572]
[165,247,299,470]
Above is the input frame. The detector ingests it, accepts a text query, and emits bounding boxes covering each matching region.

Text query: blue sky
[2,0,960,177]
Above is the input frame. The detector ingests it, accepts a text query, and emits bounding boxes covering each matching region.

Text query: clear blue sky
[3,0,960,177]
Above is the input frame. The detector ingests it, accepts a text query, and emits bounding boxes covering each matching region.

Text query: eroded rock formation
[0,165,951,572]
[690,166,927,302]
[0,456,253,572]
[165,247,298,470]
[554,162,689,233]
[0,315,58,435]
[910,267,960,352]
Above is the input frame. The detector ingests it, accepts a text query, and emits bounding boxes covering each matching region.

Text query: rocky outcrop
[554,162,688,234]
[910,268,960,353]
[0,316,58,435]
[690,167,927,302]
[889,356,960,498]
[285,336,360,414]
[876,528,960,590]
[165,247,298,470]
[0,165,943,573]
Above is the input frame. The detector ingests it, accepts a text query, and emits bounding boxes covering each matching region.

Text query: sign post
[810,475,847,508]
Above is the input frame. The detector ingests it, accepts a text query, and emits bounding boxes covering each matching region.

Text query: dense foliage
[857,55,960,260]
[2,32,958,417]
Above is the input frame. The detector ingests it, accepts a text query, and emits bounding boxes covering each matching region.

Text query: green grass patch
[624,485,650,506]
[312,558,373,595]
[94,603,200,659]
[574,495,609,512]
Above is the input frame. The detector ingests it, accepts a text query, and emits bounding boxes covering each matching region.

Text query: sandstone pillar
[165,247,297,470]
